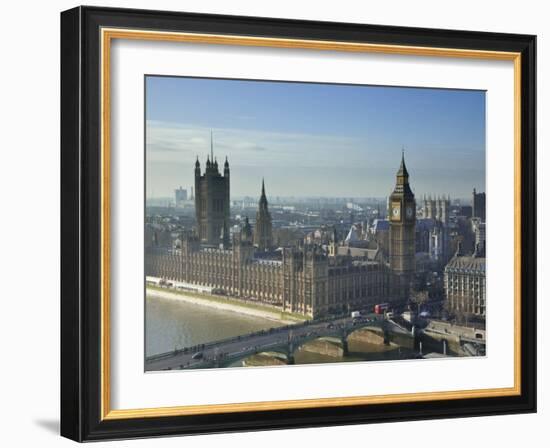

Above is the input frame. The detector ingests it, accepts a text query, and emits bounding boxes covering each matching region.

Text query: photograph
[144,76,487,371]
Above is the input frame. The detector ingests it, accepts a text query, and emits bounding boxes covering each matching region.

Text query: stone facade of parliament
[145,153,416,318]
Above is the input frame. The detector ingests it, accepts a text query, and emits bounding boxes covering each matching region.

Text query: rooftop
[445,254,486,273]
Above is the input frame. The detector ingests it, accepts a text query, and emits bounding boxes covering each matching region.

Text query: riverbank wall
[146,286,304,325]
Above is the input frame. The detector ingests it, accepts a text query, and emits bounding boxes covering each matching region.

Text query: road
[145,314,385,371]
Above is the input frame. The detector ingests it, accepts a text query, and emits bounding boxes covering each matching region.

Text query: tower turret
[224,156,230,176]
[194,133,230,245]
[241,216,253,243]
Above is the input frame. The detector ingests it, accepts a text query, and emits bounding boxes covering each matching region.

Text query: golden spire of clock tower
[392,149,414,197]
[397,147,409,178]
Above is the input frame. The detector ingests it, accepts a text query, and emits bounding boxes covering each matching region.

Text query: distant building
[472,188,486,221]
[344,224,361,245]
[471,218,486,255]
[420,195,452,264]
[422,195,450,225]
[145,224,173,249]
[458,205,473,218]
[240,216,253,242]
[370,218,389,253]
[175,186,187,207]
[415,218,435,255]
[444,242,486,317]
[428,224,448,263]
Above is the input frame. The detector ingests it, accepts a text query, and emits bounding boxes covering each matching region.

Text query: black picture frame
[61,5,536,442]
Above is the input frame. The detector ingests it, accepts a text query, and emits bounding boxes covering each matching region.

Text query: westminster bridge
[145,314,415,371]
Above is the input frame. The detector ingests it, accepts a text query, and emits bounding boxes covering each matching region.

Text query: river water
[145,294,286,357]
[146,294,416,365]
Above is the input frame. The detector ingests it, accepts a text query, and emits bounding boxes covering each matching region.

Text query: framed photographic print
[60,6,536,442]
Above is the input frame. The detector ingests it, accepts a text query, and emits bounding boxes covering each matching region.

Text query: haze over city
[146,76,486,200]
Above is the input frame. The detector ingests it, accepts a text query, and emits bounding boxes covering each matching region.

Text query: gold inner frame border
[99,27,522,420]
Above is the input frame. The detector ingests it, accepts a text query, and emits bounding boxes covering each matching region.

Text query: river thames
[145,294,286,357]
[146,294,416,366]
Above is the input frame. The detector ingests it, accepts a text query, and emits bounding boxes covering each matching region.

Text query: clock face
[391,203,400,220]
[406,206,414,219]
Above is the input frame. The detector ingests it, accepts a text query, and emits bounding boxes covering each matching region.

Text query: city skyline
[146,145,487,369]
[146,76,486,199]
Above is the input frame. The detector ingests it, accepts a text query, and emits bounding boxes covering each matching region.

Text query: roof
[344,225,360,243]
[372,219,389,231]
[445,255,486,273]
[416,218,437,231]
[396,151,409,177]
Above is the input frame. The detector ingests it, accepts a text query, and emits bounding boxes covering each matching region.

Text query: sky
[145,76,486,199]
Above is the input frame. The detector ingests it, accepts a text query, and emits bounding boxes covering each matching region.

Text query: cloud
[145,120,485,198]
[146,122,204,155]
[145,120,367,168]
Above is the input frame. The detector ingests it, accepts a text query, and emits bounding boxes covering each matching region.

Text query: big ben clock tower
[389,151,416,303]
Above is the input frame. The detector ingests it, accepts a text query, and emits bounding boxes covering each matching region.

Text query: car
[191,352,203,360]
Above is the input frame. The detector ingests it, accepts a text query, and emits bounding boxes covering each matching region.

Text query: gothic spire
[210,130,214,162]
[223,155,229,176]
[255,178,272,250]
[396,147,409,178]
[391,148,413,197]
[259,178,268,209]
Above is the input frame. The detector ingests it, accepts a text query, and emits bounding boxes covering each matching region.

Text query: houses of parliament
[145,150,417,318]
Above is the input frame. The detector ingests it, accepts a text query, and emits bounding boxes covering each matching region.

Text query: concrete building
[444,242,486,317]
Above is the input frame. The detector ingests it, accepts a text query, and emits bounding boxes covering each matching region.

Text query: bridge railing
[146,316,326,362]
[145,313,376,362]
[146,318,385,369]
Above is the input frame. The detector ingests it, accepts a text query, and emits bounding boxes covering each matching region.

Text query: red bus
[374,303,390,314]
